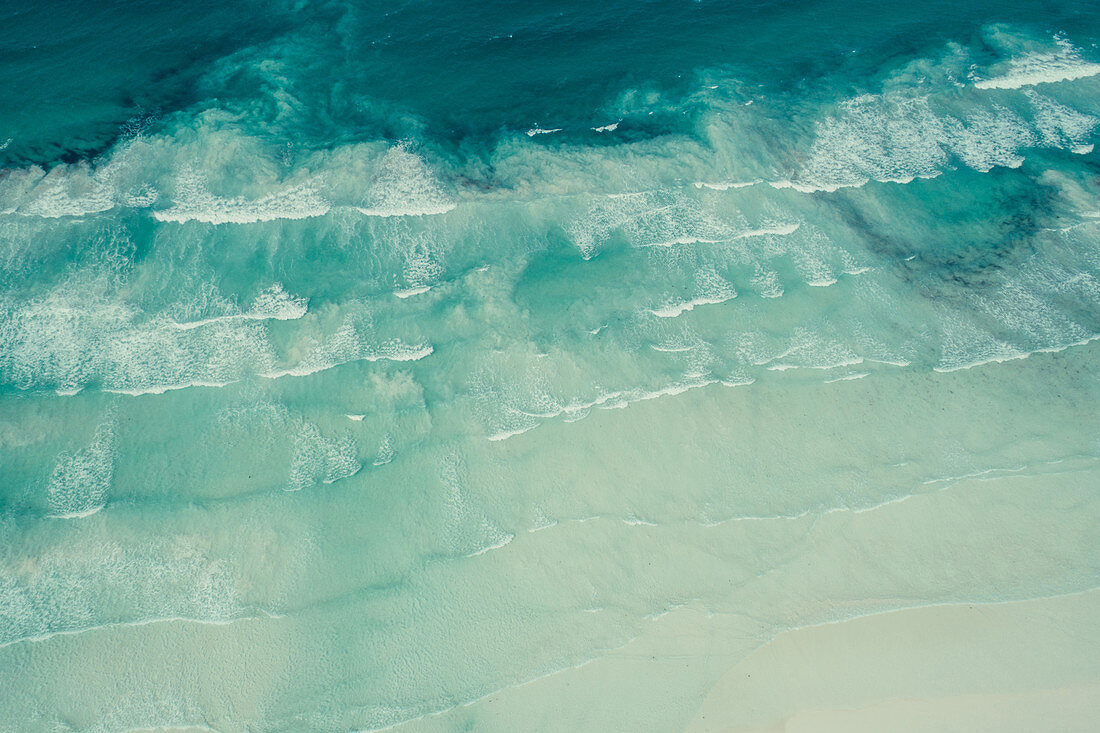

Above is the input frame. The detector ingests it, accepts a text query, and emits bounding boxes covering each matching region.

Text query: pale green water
[0,2,1098,731]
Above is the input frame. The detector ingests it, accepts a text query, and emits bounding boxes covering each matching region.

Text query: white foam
[622,515,658,527]
[373,434,395,466]
[528,507,557,533]
[10,167,116,218]
[1026,91,1099,152]
[0,273,294,395]
[466,534,515,557]
[169,284,308,330]
[0,534,251,649]
[637,224,799,248]
[693,180,760,190]
[487,377,724,442]
[567,190,773,257]
[169,315,241,331]
[751,267,784,299]
[733,223,801,239]
[263,333,433,379]
[46,419,114,518]
[0,612,276,652]
[48,505,105,519]
[935,310,1027,373]
[0,144,159,218]
[592,122,620,132]
[934,334,1100,373]
[824,372,870,383]
[125,721,222,726]
[488,425,537,442]
[246,283,310,320]
[637,236,724,248]
[356,202,455,217]
[782,83,1096,190]
[355,146,455,217]
[287,422,361,491]
[104,380,236,396]
[632,379,718,402]
[769,178,852,194]
[526,127,563,136]
[353,649,627,733]
[153,172,330,224]
[514,388,628,419]
[394,285,431,299]
[659,268,737,321]
[974,38,1100,89]
[650,294,734,318]
[757,329,866,373]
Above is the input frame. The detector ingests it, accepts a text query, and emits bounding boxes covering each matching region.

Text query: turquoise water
[1,2,1099,731]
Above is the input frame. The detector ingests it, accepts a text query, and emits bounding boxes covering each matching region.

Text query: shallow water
[0,2,1098,731]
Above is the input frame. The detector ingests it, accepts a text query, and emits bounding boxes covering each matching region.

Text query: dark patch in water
[831,166,1057,296]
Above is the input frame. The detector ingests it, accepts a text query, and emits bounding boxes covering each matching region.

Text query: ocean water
[1,1,1099,731]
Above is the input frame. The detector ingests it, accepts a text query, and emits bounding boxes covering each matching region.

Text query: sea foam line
[465,534,516,557]
[757,586,1100,638]
[975,63,1100,88]
[934,334,1100,373]
[351,638,639,733]
[823,372,870,383]
[123,721,222,726]
[260,344,434,379]
[166,309,304,331]
[355,202,456,217]
[488,377,740,442]
[649,294,735,318]
[47,503,106,519]
[636,223,800,249]
[0,610,284,651]
[973,38,1100,90]
[103,380,237,396]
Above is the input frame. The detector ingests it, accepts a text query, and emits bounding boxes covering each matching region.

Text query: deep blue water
[1,2,1099,731]
[3,0,1098,162]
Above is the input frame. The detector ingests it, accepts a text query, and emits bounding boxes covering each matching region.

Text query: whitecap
[466,533,515,557]
[824,372,870,383]
[355,146,455,217]
[169,284,308,330]
[974,37,1100,89]
[153,171,330,224]
[693,180,760,190]
[650,294,734,318]
[394,285,432,299]
[46,419,114,519]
